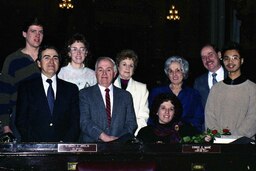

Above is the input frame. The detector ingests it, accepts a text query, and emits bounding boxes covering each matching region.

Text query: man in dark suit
[79,57,137,143]
[194,44,228,108]
[15,46,80,142]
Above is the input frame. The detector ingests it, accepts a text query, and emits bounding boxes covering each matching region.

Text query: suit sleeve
[236,84,256,138]
[79,90,104,141]
[62,85,80,142]
[123,92,138,135]
[193,78,199,90]
[15,83,29,142]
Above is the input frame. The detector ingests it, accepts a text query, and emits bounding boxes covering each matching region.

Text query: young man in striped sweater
[0,17,44,141]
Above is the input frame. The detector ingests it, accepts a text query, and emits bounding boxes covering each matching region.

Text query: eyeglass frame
[69,47,88,54]
[222,55,241,62]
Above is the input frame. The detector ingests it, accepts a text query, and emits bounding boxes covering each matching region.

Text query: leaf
[181,128,232,144]
[182,136,191,142]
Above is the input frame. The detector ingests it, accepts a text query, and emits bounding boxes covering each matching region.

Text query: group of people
[1,17,256,144]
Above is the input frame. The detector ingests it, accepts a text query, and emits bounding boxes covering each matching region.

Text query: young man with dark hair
[205,42,256,139]
[0,17,44,139]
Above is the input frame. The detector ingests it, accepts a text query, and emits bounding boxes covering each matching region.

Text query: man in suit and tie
[79,57,137,143]
[15,46,80,142]
[194,44,228,108]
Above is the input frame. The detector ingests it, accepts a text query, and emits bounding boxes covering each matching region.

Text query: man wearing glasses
[205,42,256,139]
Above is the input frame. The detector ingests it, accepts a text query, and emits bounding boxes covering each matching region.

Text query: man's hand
[99,132,118,142]
[0,126,15,143]
[3,126,12,133]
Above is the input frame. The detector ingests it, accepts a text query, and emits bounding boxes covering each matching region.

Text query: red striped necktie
[105,88,111,127]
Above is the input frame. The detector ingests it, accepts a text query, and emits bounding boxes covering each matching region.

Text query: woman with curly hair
[137,93,198,144]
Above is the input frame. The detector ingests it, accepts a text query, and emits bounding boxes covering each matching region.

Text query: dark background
[0,0,255,90]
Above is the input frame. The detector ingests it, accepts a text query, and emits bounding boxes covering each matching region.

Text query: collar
[41,74,57,83]
[223,75,247,85]
[98,84,114,92]
[208,66,224,77]
[68,62,85,70]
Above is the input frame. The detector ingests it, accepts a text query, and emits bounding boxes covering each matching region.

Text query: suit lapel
[93,85,109,126]
[111,86,119,121]
[204,74,210,92]
[53,78,64,117]
[126,78,134,93]
[94,85,106,108]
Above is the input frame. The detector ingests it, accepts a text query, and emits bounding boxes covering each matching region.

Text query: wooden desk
[0,143,255,171]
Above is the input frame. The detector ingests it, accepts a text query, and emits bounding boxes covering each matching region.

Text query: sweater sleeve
[235,83,256,138]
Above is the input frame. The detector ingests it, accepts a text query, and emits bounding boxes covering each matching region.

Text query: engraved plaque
[182,144,221,153]
[58,144,97,152]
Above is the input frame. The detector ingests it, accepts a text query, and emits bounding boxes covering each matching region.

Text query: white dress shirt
[208,66,225,89]
[42,74,57,99]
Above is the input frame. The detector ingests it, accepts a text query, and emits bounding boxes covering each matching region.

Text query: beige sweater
[205,80,256,138]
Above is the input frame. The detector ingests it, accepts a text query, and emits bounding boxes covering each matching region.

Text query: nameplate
[58,144,97,153]
[182,144,221,153]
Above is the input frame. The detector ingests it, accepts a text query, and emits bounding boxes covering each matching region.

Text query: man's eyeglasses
[70,47,88,54]
[201,52,216,61]
[222,56,240,62]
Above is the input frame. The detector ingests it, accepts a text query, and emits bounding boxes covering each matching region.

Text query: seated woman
[148,56,204,132]
[137,93,199,144]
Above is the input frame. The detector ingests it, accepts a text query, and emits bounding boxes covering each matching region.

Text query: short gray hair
[95,57,117,73]
[164,56,189,79]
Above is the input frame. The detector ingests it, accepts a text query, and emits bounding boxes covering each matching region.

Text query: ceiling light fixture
[59,0,74,9]
[167,5,180,21]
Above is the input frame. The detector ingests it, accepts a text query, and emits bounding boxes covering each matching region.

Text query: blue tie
[212,73,217,85]
[46,79,54,114]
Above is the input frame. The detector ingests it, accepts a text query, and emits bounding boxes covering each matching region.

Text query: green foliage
[181,128,231,144]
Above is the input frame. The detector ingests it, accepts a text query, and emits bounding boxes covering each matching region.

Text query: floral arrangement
[181,128,231,144]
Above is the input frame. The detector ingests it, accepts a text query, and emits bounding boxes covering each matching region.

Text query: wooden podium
[0,142,255,171]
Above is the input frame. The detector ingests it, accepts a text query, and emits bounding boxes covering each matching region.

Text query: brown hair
[116,49,138,70]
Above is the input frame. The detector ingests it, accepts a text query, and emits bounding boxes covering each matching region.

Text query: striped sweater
[0,49,40,126]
